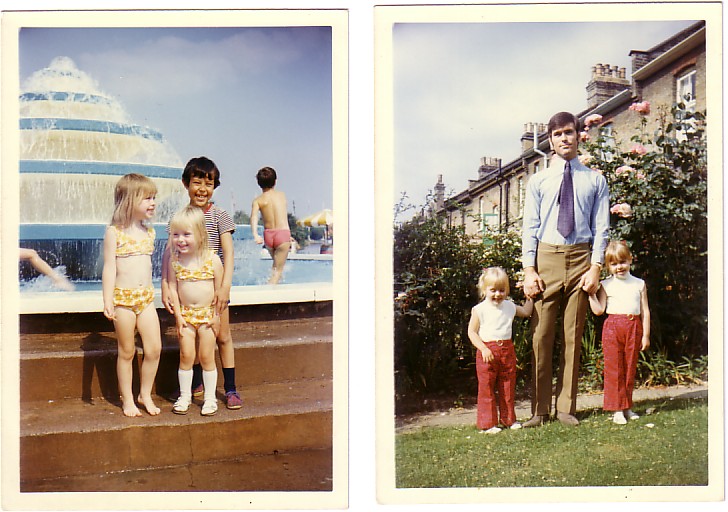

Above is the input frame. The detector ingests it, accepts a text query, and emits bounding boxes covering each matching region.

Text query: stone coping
[19,282,333,315]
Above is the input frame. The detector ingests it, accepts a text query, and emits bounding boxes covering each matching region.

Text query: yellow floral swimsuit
[173,251,216,327]
[112,225,156,315]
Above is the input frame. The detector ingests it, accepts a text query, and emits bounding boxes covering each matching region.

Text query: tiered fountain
[19,57,188,281]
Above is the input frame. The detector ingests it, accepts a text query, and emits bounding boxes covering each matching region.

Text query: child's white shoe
[201,399,218,416]
[510,422,522,430]
[624,409,640,421]
[612,411,627,425]
[480,426,502,434]
[172,397,191,415]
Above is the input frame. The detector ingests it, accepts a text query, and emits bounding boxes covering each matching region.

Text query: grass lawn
[396,396,708,488]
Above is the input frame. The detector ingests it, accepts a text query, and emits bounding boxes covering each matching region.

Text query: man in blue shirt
[521,111,610,427]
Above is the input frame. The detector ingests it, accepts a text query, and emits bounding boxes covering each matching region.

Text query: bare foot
[138,395,161,416]
[122,401,142,417]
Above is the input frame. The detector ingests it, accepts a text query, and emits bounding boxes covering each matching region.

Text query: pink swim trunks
[263,228,291,249]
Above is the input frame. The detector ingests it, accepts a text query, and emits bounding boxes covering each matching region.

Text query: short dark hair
[547,112,581,137]
[256,166,277,189]
[182,156,220,188]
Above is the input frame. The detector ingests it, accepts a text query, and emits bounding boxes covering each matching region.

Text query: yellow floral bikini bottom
[113,286,155,315]
[180,304,215,328]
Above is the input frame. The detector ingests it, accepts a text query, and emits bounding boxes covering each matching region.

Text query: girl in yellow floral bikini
[167,205,223,416]
[102,173,162,417]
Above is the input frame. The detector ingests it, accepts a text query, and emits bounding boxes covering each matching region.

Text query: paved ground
[396,384,708,433]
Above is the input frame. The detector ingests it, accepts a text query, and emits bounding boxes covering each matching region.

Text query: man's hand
[579,264,602,295]
[523,267,545,299]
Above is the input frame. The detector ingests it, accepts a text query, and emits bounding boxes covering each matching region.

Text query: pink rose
[630,144,647,156]
[610,203,633,218]
[615,165,634,175]
[578,154,593,166]
[629,101,651,115]
[584,114,603,127]
[635,171,646,180]
[579,131,590,142]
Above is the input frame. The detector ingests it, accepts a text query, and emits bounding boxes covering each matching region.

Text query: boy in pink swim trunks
[251,167,291,284]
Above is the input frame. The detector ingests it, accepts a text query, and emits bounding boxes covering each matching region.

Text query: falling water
[19,56,187,225]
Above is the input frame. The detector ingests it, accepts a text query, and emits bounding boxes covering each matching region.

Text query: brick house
[431,21,706,236]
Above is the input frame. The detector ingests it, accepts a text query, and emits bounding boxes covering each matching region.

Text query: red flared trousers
[602,314,643,411]
[475,340,517,430]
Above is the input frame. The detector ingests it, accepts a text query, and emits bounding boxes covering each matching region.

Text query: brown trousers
[531,242,590,416]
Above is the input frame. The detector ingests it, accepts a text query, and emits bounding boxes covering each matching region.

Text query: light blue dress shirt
[521,156,610,269]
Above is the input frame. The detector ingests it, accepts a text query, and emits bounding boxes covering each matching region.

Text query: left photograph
[1,9,348,510]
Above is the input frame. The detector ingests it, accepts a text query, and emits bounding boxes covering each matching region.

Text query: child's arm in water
[101,227,117,320]
[515,298,534,318]
[467,309,493,363]
[211,254,224,336]
[215,233,234,315]
[640,283,651,351]
[587,284,607,316]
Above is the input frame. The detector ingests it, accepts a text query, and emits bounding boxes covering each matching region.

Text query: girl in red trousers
[587,241,651,424]
[467,267,533,433]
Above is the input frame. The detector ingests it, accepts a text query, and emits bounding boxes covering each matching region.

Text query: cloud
[80,27,328,103]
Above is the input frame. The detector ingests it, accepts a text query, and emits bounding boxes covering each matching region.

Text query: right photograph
[375,2,723,505]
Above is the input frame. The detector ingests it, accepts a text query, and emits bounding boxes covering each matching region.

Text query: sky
[18,25,334,220]
[393,19,698,220]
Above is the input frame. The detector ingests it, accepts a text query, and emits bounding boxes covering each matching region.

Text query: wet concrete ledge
[20,287,333,335]
[19,281,333,315]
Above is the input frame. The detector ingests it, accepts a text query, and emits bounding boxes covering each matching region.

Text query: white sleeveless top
[601,273,644,315]
[472,299,516,341]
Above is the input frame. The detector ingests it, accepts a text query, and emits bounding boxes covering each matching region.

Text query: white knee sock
[178,368,193,400]
[202,369,218,402]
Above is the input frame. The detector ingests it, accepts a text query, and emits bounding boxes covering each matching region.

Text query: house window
[599,123,616,162]
[676,69,698,141]
[676,69,697,110]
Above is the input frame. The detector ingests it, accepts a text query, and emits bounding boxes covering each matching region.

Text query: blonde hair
[111,173,157,228]
[604,240,633,266]
[168,205,209,258]
[477,267,510,300]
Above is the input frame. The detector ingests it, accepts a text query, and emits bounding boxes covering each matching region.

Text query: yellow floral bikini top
[172,250,215,281]
[113,225,155,257]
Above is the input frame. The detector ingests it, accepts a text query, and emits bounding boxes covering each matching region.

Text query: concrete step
[18,302,335,492]
[21,378,333,489]
[20,307,333,402]
[21,448,333,492]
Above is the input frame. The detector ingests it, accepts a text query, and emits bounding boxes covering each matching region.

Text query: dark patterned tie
[557,160,574,238]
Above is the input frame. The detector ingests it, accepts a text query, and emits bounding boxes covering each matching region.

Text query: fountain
[18,57,332,293]
[19,57,187,281]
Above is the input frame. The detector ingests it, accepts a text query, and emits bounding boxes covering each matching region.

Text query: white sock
[625,409,640,420]
[613,411,627,424]
[202,369,218,402]
[178,368,193,401]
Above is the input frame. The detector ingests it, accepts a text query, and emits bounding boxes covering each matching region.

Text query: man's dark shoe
[557,412,579,426]
[523,414,549,428]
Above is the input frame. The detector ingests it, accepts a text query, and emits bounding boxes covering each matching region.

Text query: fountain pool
[18,57,333,309]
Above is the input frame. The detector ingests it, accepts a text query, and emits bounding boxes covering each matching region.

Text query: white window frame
[599,123,616,162]
[676,69,698,141]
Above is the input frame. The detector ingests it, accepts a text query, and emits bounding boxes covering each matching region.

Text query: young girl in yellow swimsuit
[167,206,223,416]
[102,173,162,417]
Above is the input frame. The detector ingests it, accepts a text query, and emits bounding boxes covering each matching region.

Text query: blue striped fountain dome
[19,160,181,180]
[20,118,165,142]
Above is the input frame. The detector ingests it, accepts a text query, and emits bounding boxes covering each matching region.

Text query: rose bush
[582,102,708,359]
